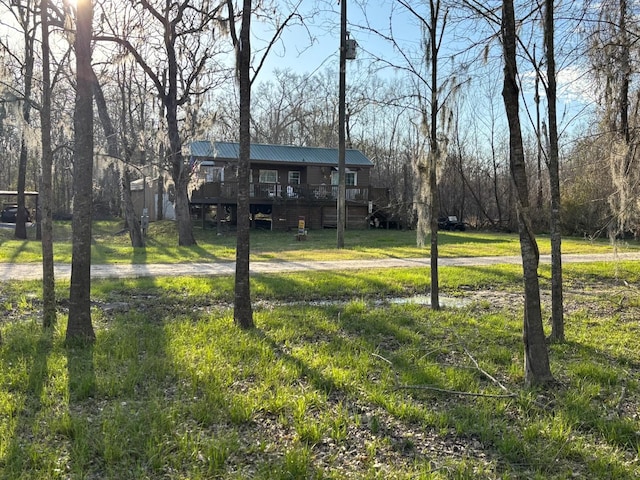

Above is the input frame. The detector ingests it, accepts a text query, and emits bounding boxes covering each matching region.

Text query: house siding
[189,141,374,230]
[307,166,331,185]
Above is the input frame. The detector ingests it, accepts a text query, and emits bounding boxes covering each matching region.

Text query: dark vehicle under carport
[438,216,466,231]
[1,204,32,223]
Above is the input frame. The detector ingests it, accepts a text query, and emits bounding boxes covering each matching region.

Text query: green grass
[1,261,640,478]
[0,219,636,264]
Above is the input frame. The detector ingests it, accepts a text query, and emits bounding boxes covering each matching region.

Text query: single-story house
[189,141,378,230]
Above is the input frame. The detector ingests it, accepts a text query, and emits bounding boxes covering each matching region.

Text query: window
[202,166,223,182]
[288,171,301,185]
[331,169,357,186]
[259,169,278,183]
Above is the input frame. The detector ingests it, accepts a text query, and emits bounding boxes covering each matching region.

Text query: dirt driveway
[0,252,639,282]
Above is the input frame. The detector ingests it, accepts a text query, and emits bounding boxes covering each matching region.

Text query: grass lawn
[1,255,639,478]
[0,219,637,264]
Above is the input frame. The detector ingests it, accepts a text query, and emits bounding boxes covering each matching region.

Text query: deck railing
[191,182,369,202]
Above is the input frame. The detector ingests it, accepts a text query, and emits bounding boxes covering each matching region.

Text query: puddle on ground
[270,295,472,309]
[386,295,471,308]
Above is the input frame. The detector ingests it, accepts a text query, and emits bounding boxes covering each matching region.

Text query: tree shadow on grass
[332,301,640,475]
[550,339,640,449]
[86,308,185,478]
[251,269,400,304]
[66,341,96,403]
[439,231,514,246]
[3,240,30,263]
[65,340,99,476]
[1,327,53,477]
[143,238,222,263]
[245,309,522,478]
[250,327,341,396]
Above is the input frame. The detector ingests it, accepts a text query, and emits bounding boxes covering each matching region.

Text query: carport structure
[0,190,39,221]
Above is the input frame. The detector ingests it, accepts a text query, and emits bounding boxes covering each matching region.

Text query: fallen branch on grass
[615,386,627,416]
[460,344,511,394]
[371,352,517,399]
[396,384,517,399]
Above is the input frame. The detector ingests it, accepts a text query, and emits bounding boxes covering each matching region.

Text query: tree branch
[396,384,517,399]
[371,352,517,400]
[251,3,303,86]
[461,344,511,394]
[93,34,165,101]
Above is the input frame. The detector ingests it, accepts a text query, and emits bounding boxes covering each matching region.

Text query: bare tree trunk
[92,70,117,156]
[403,162,412,227]
[545,0,564,342]
[619,0,630,148]
[534,46,544,213]
[492,139,503,226]
[501,0,553,386]
[15,1,36,240]
[15,143,29,239]
[67,0,96,343]
[92,69,146,248]
[234,0,254,329]
[405,0,446,310]
[163,9,196,247]
[428,0,443,311]
[429,150,440,310]
[40,0,55,328]
[156,175,164,220]
[167,102,196,246]
[456,154,495,228]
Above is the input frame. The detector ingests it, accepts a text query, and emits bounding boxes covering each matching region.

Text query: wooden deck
[190,182,369,205]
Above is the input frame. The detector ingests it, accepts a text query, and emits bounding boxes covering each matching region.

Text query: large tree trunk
[40,0,55,328]
[67,0,96,343]
[174,176,194,245]
[164,25,195,247]
[234,0,254,329]
[167,101,196,246]
[501,0,553,386]
[545,0,564,342]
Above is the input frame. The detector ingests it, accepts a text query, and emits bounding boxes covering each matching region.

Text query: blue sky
[251,0,424,80]
[249,0,595,145]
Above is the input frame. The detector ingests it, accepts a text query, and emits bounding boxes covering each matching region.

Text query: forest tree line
[0,0,638,242]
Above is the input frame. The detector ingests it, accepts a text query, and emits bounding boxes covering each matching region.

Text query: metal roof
[190,141,373,167]
[0,190,39,196]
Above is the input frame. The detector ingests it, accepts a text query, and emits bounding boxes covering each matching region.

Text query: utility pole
[337,0,347,248]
